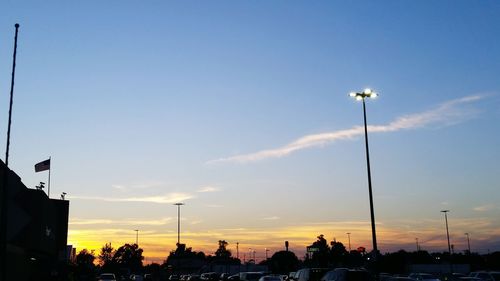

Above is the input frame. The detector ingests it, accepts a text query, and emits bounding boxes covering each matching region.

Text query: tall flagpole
[48,156,51,197]
[5,23,20,167]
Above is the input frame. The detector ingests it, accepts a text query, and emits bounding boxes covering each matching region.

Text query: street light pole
[346,232,351,252]
[441,210,451,254]
[465,233,471,254]
[174,203,184,245]
[134,229,139,246]
[349,89,379,258]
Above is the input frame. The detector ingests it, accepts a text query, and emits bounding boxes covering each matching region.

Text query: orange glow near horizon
[68,217,500,264]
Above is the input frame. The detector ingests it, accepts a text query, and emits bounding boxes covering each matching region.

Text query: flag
[35,159,50,172]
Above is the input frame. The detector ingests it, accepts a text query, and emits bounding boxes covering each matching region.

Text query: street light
[441,210,451,254]
[134,229,139,246]
[349,88,379,258]
[174,203,185,245]
[465,233,471,254]
[346,232,351,252]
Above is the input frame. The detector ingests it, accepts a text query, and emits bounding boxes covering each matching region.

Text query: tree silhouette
[75,249,96,279]
[98,242,114,267]
[112,243,144,272]
[306,234,330,267]
[215,240,231,259]
[329,241,348,266]
[165,243,207,273]
[76,249,95,267]
[269,250,299,274]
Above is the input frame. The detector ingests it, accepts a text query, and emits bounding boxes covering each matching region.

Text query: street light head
[349,92,357,97]
[355,95,363,101]
[370,92,378,99]
[174,202,185,206]
[363,88,373,95]
[441,210,450,213]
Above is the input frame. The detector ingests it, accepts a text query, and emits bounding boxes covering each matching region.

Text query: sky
[1,0,500,264]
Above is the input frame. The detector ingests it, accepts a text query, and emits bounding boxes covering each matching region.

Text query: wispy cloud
[111,181,165,191]
[473,204,497,212]
[205,204,224,208]
[208,95,483,164]
[68,192,194,204]
[197,186,221,193]
[70,217,173,226]
[262,216,280,220]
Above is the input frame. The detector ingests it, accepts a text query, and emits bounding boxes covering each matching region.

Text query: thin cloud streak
[112,181,165,191]
[68,192,194,204]
[197,186,221,193]
[70,217,173,226]
[209,95,483,164]
[263,216,280,220]
[473,204,497,212]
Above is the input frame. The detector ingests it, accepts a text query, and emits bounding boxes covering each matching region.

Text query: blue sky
[1,1,500,262]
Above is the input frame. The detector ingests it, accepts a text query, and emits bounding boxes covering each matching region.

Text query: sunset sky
[1,1,499,264]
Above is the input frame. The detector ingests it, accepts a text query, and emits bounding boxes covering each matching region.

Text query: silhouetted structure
[0,160,69,280]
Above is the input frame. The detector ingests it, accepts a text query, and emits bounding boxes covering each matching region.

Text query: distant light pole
[465,233,471,254]
[441,210,451,254]
[265,248,269,260]
[174,203,184,245]
[134,229,139,246]
[416,238,420,252]
[236,242,239,259]
[349,88,379,258]
[346,232,351,252]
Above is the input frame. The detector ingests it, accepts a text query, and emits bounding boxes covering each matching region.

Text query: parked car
[130,274,144,281]
[202,272,221,281]
[295,268,330,281]
[386,277,414,281]
[469,272,500,281]
[458,278,483,281]
[98,273,117,281]
[144,274,153,281]
[259,276,284,281]
[228,274,241,281]
[240,272,265,281]
[321,268,371,281]
[188,275,201,281]
[408,273,441,281]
